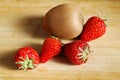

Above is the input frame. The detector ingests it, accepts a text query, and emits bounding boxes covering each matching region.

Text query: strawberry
[40,37,62,63]
[62,40,90,65]
[80,16,106,42]
[14,47,40,70]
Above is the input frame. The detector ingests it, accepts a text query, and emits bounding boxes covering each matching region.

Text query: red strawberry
[40,37,62,63]
[80,16,106,42]
[14,47,40,70]
[62,40,90,65]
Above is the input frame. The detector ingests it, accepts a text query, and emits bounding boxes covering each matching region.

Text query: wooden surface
[0,0,120,80]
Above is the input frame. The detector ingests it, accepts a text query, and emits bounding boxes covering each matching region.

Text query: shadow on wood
[0,50,18,70]
[30,43,43,53]
[53,55,72,65]
[16,15,51,39]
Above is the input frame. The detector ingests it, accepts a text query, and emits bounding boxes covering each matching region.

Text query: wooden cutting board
[0,0,120,80]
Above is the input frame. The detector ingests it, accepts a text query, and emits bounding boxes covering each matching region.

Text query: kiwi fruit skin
[44,4,84,39]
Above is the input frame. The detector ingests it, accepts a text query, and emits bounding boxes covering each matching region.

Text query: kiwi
[44,4,84,39]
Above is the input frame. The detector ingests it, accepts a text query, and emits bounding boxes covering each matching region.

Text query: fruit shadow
[30,43,43,53]
[0,50,18,70]
[17,15,50,39]
[53,54,72,65]
[0,43,42,70]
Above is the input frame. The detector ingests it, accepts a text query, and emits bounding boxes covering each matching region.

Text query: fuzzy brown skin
[44,4,84,39]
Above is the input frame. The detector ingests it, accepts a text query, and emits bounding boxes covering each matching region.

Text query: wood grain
[0,0,120,80]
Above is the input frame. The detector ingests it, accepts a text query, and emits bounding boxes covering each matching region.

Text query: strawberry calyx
[77,46,90,63]
[102,19,107,26]
[103,19,107,21]
[15,55,35,70]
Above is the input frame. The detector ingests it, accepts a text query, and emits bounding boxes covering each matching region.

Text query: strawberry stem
[15,55,35,70]
[103,19,107,21]
[51,36,59,40]
[77,46,90,63]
